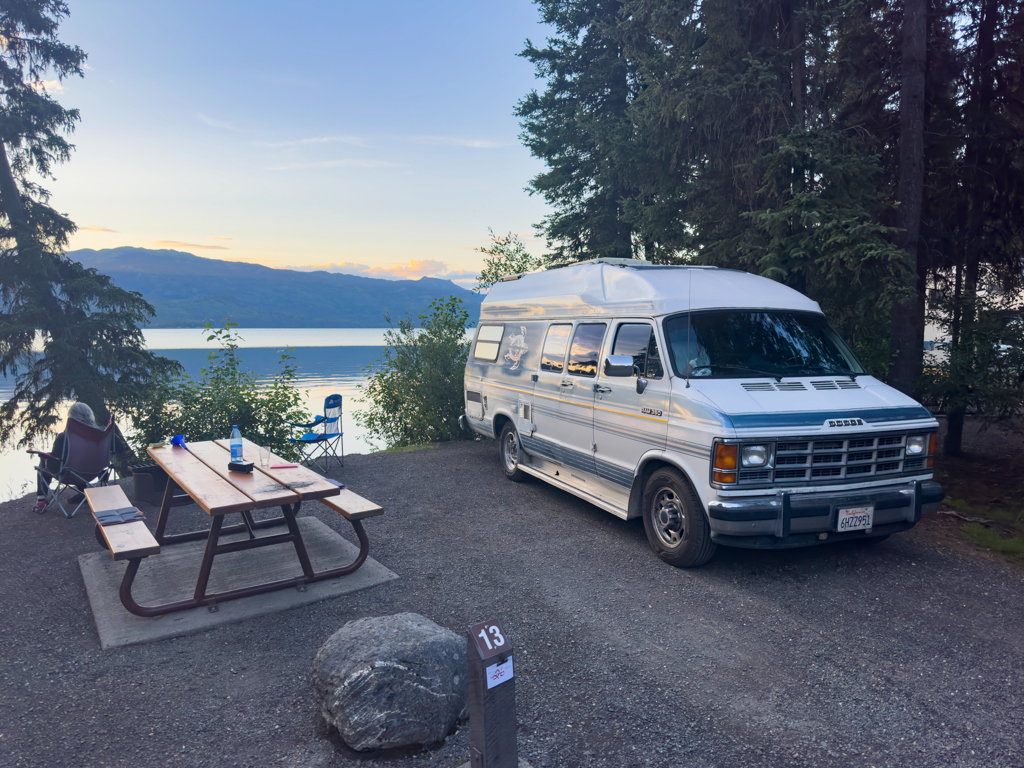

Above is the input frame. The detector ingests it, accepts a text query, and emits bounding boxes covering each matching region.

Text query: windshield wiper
[783,364,860,380]
[707,364,784,382]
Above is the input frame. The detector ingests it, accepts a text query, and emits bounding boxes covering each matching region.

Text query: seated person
[36,402,98,510]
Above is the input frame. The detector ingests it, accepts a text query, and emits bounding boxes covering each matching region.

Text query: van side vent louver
[811,380,839,390]
[741,382,775,391]
[775,382,806,391]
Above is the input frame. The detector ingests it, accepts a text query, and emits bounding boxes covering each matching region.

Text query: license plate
[837,505,874,532]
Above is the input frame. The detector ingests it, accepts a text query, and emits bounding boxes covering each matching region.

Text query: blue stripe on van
[719,406,933,430]
[520,434,598,476]
[594,458,634,488]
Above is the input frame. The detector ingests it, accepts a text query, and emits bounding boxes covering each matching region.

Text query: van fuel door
[517,396,534,434]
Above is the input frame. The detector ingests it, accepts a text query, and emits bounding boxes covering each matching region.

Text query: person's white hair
[68,402,97,426]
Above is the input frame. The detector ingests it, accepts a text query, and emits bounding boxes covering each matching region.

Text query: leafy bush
[128,323,310,460]
[356,297,473,449]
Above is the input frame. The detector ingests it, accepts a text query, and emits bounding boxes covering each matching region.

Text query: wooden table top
[147,439,339,515]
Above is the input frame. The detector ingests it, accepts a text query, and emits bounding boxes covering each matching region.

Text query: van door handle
[594,385,612,394]
[560,380,573,388]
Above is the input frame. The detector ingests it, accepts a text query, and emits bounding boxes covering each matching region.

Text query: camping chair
[289,394,344,473]
[29,418,116,518]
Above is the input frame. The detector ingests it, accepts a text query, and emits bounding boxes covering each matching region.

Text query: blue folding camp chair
[289,394,344,473]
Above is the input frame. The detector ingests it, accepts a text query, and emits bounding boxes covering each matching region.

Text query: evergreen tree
[517,0,641,264]
[924,0,1024,453]
[0,1,176,448]
[623,0,907,370]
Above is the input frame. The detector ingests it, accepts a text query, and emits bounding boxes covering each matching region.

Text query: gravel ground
[2,439,1022,768]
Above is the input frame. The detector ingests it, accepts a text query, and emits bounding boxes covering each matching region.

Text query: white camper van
[461,259,944,568]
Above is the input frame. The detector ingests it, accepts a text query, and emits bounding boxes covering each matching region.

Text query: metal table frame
[113,458,369,618]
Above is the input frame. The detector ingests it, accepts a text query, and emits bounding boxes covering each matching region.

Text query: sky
[50,0,554,288]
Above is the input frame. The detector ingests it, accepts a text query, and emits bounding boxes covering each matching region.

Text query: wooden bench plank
[318,489,384,521]
[214,438,340,501]
[84,485,133,514]
[147,444,254,515]
[83,487,160,561]
[186,441,298,509]
[98,521,161,561]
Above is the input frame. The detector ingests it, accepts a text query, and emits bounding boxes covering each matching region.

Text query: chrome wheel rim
[651,487,684,547]
[502,432,518,472]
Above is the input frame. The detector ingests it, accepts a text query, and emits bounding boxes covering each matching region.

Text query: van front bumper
[706,479,943,549]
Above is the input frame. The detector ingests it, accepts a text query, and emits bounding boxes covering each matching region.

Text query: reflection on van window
[663,311,865,379]
[612,324,664,379]
[540,324,572,373]
[568,323,607,378]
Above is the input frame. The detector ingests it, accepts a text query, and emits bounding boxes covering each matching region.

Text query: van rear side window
[568,323,607,377]
[474,325,505,362]
[541,324,572,373]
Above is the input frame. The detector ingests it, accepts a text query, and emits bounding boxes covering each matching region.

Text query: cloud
[211,236,233,241]
[198,113,234,130]
[80,225,118,233]
[408,135,505,149]
[149,240,230,251]
[31,79,64,94]
[269,159,400,171]
[254,135,365,148]
[293,258,479,285]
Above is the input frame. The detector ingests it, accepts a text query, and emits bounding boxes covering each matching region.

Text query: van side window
[541,324,572,373]
[612,323,664,378]
[473,324,505,362]
[567,323,607,378]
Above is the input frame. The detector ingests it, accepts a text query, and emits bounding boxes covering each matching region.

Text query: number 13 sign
[470,618,509,660]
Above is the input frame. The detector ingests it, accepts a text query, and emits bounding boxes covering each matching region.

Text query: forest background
[511,0,1023,456]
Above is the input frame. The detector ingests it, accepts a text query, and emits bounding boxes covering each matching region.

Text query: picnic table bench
[85,439,384,618]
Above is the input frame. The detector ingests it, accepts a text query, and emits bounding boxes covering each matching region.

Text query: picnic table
[85,438,382,618]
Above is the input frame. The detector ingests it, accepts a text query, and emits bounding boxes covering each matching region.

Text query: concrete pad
[79,517,398,650]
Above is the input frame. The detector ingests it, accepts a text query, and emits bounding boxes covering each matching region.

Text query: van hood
[687,376,935,430]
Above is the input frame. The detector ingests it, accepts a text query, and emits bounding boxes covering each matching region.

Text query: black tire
[498,422,528,482]
[641,467,716,568]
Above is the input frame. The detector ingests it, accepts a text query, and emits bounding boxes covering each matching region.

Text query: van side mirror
[636,377,648,395]
[603,355,634,377]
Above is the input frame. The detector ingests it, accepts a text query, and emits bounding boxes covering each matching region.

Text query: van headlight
[906,435,927,456]
[741,445,769,467]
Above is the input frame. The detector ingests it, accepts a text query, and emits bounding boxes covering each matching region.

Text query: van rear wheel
[498,423,527,482]
[642,467,716,568]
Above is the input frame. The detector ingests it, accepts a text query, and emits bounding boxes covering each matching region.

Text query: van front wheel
[642,467,716,568]
[498,423,527,482]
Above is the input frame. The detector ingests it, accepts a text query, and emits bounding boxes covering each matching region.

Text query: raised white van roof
[480,260,822,320]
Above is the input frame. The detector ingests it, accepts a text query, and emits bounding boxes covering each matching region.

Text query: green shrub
[356,297,473,449]
[128,323,310,460]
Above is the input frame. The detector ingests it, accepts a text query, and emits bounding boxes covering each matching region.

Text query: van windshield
[662,310,865,379]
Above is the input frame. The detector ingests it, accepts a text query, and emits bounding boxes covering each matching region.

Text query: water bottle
[230,425,243,461]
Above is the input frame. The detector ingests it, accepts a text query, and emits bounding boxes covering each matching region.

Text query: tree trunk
[944,0,998,456]
[0,142,28,228]
[888,0,927,395]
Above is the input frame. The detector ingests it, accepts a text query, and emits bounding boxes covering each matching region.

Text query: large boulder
[312,613,468,751]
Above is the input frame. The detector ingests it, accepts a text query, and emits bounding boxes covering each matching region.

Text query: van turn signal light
[714,444,738,471]
[714,471,737,484]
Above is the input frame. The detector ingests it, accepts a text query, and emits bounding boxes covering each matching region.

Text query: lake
[0,328,394,503]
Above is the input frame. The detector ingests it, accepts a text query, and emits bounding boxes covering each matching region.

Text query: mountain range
[68,247,484,328]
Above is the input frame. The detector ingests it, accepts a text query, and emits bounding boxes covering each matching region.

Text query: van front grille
[733,432,930,487]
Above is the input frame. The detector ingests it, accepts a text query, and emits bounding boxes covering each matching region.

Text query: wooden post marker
[468,618,517,768]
